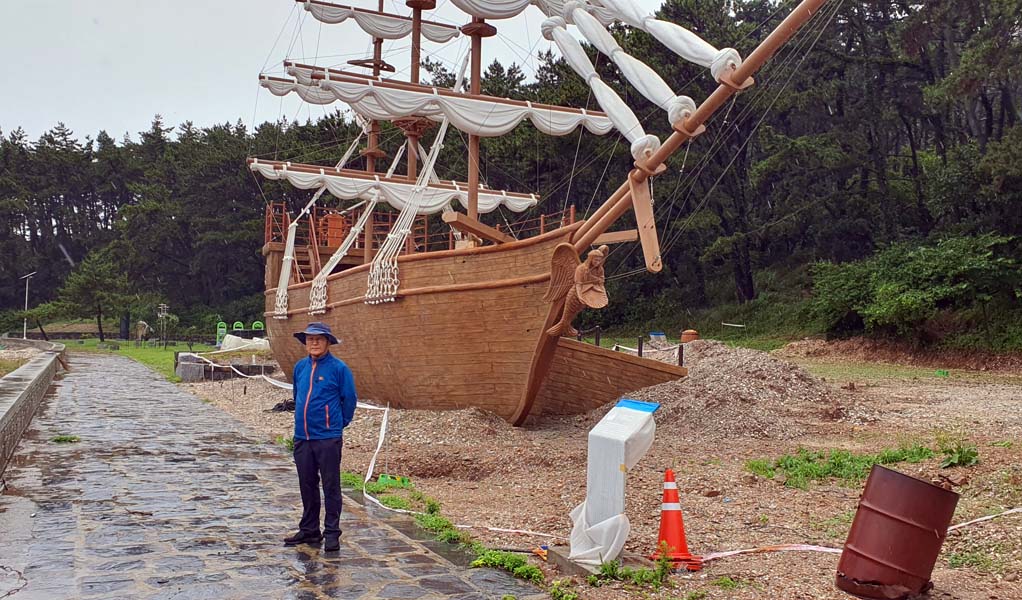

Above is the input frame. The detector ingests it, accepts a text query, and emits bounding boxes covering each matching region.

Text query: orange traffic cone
[651,469,702,571]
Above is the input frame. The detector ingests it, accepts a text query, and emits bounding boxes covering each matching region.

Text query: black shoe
[283,531,323,546]
[324,536,340,551]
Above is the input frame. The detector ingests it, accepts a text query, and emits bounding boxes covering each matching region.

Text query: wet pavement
[0,354,544,599]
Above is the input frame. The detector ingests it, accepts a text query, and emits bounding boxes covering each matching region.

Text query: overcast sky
[1,0,662,142]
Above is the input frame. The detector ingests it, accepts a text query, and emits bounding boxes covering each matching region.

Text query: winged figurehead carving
[543,243,610,337]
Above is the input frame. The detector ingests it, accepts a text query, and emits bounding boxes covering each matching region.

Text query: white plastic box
[569,398,659,565]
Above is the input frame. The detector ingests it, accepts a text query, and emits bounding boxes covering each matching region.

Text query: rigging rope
[273,126,368,319]
[364,51,471,304]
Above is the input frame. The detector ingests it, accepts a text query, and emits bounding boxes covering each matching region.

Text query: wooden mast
[511,0,832,425]
[461,17,497,244]
[402,0,434,180]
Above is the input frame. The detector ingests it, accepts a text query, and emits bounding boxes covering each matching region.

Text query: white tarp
[219,334,271,352]
[569,399,659,565]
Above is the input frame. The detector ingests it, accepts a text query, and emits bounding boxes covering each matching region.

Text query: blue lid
[650,331,665,335]
[615,398,660,413]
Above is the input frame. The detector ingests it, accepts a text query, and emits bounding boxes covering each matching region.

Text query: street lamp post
[20,271,37,340]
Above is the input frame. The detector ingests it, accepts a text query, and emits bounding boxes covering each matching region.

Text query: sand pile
[622,340,841,441]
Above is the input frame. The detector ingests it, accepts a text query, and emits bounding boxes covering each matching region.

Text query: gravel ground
[183,340,1022,599]
[0,346,40,361]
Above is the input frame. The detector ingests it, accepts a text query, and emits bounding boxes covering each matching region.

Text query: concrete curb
[0,338,67,478]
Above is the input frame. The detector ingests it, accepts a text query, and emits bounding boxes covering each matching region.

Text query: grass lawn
[0,358,26,377]
[60,338,215,382]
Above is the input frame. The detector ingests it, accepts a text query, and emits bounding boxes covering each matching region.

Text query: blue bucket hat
[293,322,339,345]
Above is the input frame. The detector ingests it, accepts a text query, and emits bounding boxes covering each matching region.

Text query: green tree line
[1,0,1019,348]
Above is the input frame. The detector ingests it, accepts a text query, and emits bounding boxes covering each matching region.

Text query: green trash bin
[233,321,244,331]
[252,321,265,331]
[216,321,228,346]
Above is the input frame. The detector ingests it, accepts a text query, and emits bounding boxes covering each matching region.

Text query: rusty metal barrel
[836,465,959,599]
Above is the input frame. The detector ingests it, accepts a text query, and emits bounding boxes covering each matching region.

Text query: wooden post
[637,336,644,358]
[539,214,546,235]
[678,342,684,367]
[594,326,601,347]
[569,204,576,224]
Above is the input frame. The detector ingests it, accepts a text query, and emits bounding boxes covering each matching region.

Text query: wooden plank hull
[264,228,686,422]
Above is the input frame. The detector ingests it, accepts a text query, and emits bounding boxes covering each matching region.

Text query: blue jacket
[292,352,357,440]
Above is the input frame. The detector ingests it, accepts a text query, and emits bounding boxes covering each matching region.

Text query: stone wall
[0,339,65,478]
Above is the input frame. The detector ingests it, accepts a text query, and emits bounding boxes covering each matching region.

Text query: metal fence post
[637,336,643,358]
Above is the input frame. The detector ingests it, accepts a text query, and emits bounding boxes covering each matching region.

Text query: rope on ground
[703,507,1022,563]
[948,507,1022,532]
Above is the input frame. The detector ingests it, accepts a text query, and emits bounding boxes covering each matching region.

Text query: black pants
[293,437,343,538]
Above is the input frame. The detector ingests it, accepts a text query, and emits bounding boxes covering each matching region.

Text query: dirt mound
[777,337,1022,373]
[622,340,842,441]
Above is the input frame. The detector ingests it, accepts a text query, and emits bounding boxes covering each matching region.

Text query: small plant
[712,576,743,590]
[587,552,672,591]
[746,445,935,489]
[757,514,769,524]
[378,495,411,510]
[274,435,294,451]
[51,435,80,444]
[471,550,544,584]
[684,591,708,600]
[946,550,995,571]
[341,471,364,488]
[745,459,775,479]
[989,440,1012,449]
[502,596,517,600]
[940,442,979,468]
[549,580,578,600]
[415,513,466,544]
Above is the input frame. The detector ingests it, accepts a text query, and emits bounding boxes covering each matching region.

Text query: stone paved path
[0,354,545,600]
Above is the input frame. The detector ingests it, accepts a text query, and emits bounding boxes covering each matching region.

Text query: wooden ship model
[255,0,829,424]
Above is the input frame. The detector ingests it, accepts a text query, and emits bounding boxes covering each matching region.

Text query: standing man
[284,322,357,552]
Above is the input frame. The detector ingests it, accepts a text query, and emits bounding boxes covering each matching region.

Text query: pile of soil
[619,340,843,441]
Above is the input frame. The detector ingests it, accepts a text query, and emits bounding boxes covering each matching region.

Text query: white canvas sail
[261,72,615,138]
[249,159,538,214]
[300,0,461,43]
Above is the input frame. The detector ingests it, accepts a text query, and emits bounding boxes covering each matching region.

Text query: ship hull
[264,226,686,422]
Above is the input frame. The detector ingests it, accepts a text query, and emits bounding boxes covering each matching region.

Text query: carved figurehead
[543,243,610,337]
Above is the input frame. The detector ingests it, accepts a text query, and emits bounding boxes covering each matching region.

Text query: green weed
[712,576,744,590]
[471,550,543,584]
[684,592,708,600]
[990,441,1013,449]
[587,551,673,591]
[50,435,80,444]
[549,580,578,600]
[936,431,980,468]
[746,445,935,489]
[341,471,364,488]
[275,435,294,452]
[946,551,995,571]
[378,494,411,510]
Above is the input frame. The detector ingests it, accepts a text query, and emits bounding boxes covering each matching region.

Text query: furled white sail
[542,17,659,160]
[449,0,532,19]
[261,76,337,105]
[250,161,537,214]
[597,0,742,82]
[263,73,615,138]
[563,2,696,127]
[300,0,460,43]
